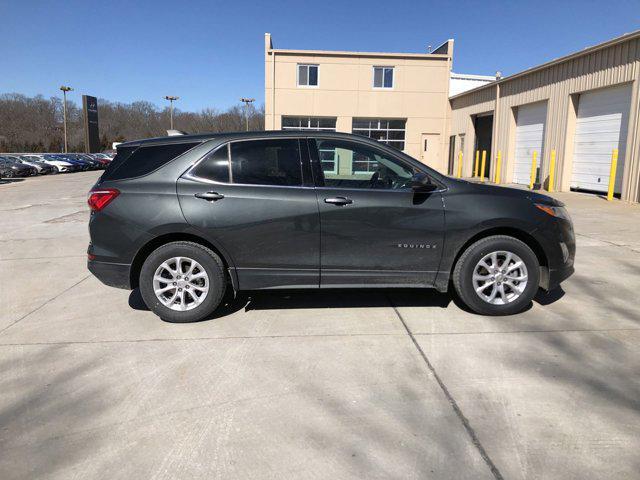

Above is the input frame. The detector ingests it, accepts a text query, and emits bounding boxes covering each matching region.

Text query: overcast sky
[1,0,639,111]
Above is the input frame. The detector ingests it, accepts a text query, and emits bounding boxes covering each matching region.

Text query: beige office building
[449,31,640,203]
[264,33,454,170]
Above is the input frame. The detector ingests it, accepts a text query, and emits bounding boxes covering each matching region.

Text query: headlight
[534,203,571,221]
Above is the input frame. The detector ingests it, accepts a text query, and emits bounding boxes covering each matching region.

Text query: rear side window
[230,139,302,186]
[103,142,198,181]
[190,144,229,183]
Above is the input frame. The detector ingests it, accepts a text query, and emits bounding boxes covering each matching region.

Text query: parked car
[3,154,56,174]
[0,156,38,177]
[87,154,109,168]
[87,131,575,323]
[92,153,113,165]
[24,154,77,173]
[0,161,15,179]
[66,153,104,169]
[50,154,92,171]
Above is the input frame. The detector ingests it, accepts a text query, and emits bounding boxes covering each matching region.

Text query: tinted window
[314,139,414,190]
[191,144,230,183]
[230,139,302,186]
[100,146,137,180]
[105,143,198,181]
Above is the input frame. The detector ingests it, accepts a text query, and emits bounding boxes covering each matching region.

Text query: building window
[373,66,394,88]
[282,116,337,172]
[281,116,336,131]
[297,64,319,87]
[352,118,406,151]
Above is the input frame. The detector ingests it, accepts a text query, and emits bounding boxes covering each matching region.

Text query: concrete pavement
[1,172,639,479]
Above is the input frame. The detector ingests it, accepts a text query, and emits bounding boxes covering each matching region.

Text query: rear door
[177,138,320,289]
[309,138,445,287]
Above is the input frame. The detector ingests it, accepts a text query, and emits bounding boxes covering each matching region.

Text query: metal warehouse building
[449,30,640,202]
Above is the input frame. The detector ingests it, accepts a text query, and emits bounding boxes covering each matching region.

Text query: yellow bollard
[607,149,619,201]
[480,150,487,182]
[529,151,537,190]
[548,150,556,192]
[494,151,502,184]
[474,150,479,177]
[457,151,463,178]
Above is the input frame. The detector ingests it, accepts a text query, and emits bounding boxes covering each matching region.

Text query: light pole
[60,85,73,153]
[240,97,255,131]
[164,96,179,130]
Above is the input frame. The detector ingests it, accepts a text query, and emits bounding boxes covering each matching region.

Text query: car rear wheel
[452,235,540,316]
[139,241,226,323]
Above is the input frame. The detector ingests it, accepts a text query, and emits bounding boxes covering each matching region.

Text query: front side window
[230,139,302,186]
[298,64,319,87]
[352,118,406,151]
[314,139,415,190]
[373,66,394,88]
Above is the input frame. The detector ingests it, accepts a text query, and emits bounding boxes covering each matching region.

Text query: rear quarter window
[102,142,199,181]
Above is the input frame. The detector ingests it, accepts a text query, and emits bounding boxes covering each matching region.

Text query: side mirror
[410,172,437,192]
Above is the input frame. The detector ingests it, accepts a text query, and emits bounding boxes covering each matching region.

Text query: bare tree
[0,93,265,152]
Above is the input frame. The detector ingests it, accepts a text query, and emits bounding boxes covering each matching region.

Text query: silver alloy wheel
[472,250,528,305]
[152,256,209,311]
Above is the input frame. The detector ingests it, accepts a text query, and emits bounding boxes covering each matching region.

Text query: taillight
[88,188,119,212]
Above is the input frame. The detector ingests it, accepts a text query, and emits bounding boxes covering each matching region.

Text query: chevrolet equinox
[87,132,575,322]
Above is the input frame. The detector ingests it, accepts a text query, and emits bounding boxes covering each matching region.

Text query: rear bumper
[88,259,132,290]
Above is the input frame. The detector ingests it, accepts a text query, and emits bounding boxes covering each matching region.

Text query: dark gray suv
[87,131,575,322]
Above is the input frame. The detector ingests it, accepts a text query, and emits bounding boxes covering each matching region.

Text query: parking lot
[1,171,639,479]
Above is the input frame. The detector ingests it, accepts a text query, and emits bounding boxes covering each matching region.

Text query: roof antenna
[427,45,432,53]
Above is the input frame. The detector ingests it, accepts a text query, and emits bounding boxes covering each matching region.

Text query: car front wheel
[452,235,540,316]
[139,241,226,323]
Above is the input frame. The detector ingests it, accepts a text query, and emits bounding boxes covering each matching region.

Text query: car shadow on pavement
[244,288,452,312]
[534,286,565,305]
[129,285,566,319]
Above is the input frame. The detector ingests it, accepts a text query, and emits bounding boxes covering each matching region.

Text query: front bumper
[88,259,132,289]
[548,263,574,291]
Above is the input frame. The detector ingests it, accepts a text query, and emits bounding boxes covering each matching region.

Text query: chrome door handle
[324,196,353,206]
[194,191,225,201]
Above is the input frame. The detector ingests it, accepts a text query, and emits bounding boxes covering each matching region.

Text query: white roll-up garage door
[513,102,547,185]
[571,84,632,193]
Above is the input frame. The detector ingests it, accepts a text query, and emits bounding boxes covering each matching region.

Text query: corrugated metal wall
[450,35,640,202]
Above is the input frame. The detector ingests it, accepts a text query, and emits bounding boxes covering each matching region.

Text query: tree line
[0,93,265,153]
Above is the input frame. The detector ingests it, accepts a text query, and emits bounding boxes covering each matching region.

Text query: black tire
[139,241,226,323]
[452,235,540,316]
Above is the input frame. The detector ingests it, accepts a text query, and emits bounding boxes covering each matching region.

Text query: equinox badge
[397,243,437,249]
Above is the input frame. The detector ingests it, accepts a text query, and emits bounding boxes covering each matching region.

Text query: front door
[177,138,320,289]
[309,138,445,287]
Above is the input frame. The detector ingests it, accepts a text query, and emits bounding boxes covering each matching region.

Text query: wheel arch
[129,232,236,290]
[448,227,550,289]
